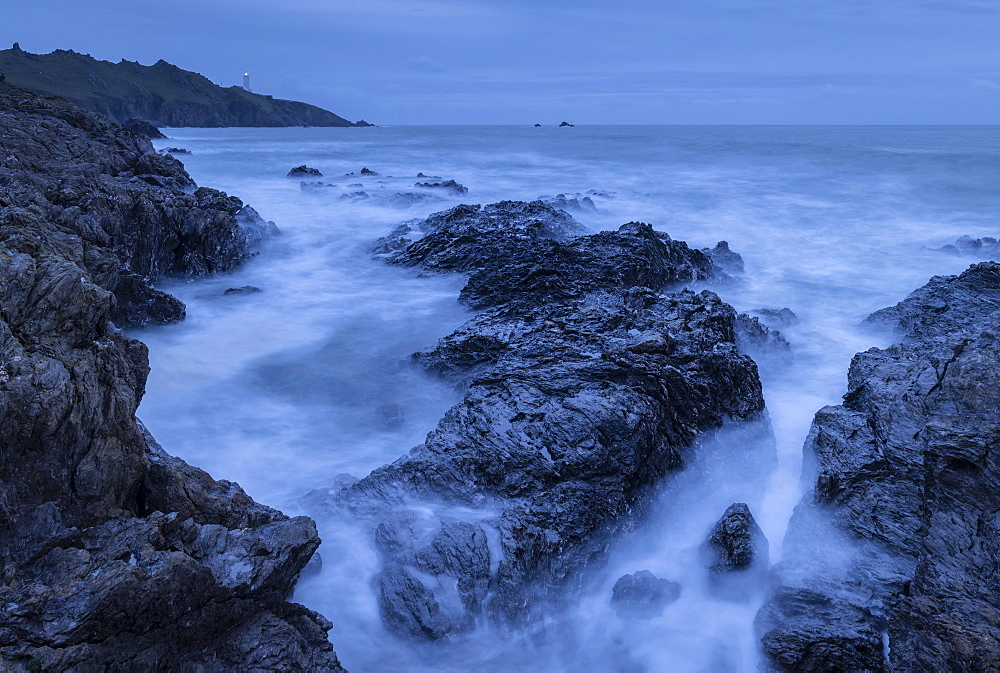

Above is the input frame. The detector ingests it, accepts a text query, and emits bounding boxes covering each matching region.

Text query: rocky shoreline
[0,80,344,670]
[757,262,1000,671]
[2,68,998,672]
[314,200,780,641]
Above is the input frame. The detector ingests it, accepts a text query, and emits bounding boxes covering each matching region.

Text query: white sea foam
[138,125,996,672]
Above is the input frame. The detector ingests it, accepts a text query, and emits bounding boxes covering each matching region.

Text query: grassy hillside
[0,43,363,128]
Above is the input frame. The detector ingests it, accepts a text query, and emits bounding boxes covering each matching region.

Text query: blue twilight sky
[5,0,1000,124]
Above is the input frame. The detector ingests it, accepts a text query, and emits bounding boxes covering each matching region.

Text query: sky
[4,0,999,124]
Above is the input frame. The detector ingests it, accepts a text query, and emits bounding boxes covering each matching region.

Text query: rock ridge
[0,80,343,670]
[757,261,1000,672]
[319,200,772,642]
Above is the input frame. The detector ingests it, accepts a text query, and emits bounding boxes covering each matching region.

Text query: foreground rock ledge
[321,201,774,641]
[757,262,1000,672]
[0,80,343,670]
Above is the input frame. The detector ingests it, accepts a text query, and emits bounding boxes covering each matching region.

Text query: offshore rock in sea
[0,80,341,670]
[702,503,769,600]
[932,234,1000,260]
[330,200,773,641]
[611,570,681,619]
[414,179,468,194]
[288,164,323,177]
[757,261,1000,672]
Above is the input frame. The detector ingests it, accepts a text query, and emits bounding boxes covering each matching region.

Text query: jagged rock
[224,285,263,295]
[340,190,370,202]
[122,118,166,139]
[354,119,376,127]
[611,570,681,618]
[559,121,575,127]
[360,167,378,176]
[0,79,341,671]
[703,241,744,274]
[163,147,191,154]
[702,503,768,600]
[414,179,468,194]
[705,503,768,574]
[757,262,1000,672]
[288,165,323,177]
[540,193,598,213]
[932,234,1000,260]
[330,200,768,641]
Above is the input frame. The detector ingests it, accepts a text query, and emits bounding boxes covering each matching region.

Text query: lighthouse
[242,72,251,92]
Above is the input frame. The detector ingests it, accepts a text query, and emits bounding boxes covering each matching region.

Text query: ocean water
[137,125,1000,672]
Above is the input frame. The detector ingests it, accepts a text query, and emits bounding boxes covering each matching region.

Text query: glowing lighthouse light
[242,72,251,92]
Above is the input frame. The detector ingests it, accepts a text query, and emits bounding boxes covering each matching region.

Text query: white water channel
[136,125,998,672]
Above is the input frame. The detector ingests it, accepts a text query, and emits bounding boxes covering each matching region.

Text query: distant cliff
[0,43,365,128]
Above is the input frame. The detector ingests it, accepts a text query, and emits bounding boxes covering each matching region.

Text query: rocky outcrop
[288,165,323,177]
[611,570,681,618]
[122,118,166,139]
[702,503,768,600]
[0,45,363,128]
[932,234,1000,260]
[319,201,770,642]
[414,179,468,194]
[0,80,342,670]
[757,262,1000,672]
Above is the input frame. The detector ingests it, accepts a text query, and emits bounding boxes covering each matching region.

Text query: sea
[135,125,1000,672]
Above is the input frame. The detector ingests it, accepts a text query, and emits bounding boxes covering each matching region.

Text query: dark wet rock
[611,570,681,618]
[414,179,468,195]
[354,119,376,127]
[702,503,768,600]
[360,167,378,176]
[416,172,441,178]
[559,121,575,127]
[224,285,264,295]
[540,193,598,213]
[534,123,542,127]
[332,200,769,641]
[163,146,191,154]
[735,314,792,366]
[301,180,334,193]
[122,117,166,139]
[757,261,1000,672]
[288,164,323,177]
[340,190,370,202]
[0,80,342,670]
[932,234,1000,260]
[748,307,798,329]
[703,241,744,275]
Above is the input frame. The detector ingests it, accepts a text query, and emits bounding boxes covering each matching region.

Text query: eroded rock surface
[757,262,1000,672]
[0,80,342,671]
[611,570,681,618]
[322,201,771,642]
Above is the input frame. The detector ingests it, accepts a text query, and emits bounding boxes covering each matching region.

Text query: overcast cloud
[4,0,998,124]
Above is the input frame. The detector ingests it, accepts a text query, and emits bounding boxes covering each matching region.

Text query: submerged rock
[414,179,468,194]
[748,307,798,329]
[932,234,1000,259]
[224,285,264,295]
[757,261,1000,672]
[0,79,341,670]
[332,200,771,641]
[288,164,323,177]
[611,570,681,618]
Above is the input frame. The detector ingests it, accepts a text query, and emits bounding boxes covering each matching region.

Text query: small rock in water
[287,165,323,177]
[414,179,468,194]
[360,167,379,175]
[340,190,370,202]
[933,234,1000,260]
[162,147,191,154]
[224,285,263,295]
[611,570,681,618]
[702,503,769,600]
[559,121,575,127]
